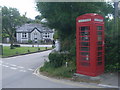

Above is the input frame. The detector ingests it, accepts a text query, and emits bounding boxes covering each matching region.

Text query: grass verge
[2,46,52,57]
[40,61,76,78]
[40,62,100,84]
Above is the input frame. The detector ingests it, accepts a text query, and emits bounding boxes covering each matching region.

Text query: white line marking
[9,64,17,67]
[17,66,24,68]
[98,84,119,88]
[11,64,17,66]
[19,70,26,72]
[28,69,34,71]
[10,67,17,70]
[2,65,9,67]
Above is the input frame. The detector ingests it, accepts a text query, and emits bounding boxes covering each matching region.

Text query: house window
[34,32,37,38]
[22,33,27,38]
[34,33,37,35]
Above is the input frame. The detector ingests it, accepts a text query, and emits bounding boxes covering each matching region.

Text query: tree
[36,2,113,50]
[2,6,25,49]
[36,2,120,72]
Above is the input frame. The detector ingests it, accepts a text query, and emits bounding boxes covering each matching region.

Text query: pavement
[0,50,119,89]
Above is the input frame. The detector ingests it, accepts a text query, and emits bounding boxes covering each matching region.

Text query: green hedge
[48,52,66,68]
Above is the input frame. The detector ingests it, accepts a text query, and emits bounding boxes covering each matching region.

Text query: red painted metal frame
[76,13,105,77]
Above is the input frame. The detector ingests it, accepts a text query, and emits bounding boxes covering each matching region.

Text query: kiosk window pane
[81,32,89,36]
[81,52,89,56]
[98,62,102,65]
[81,26,89,31]
[97,26,102,30]
[97,31,102,35]
[81,47,89,51]
[98,47,102,50]
[98,36,102,40]
[81,42,89,46]
[98,57,102,61]
[81,37,89,41]
[81,62,90,66]
[98,41,102,45]
[98,52,102,56]
[81,57,89,60]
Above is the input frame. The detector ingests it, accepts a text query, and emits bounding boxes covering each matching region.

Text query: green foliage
[40,61,76,78]
[13,44,20,47]
[53,30,59,40]
[3,46,52,57]
[36,3,113,58]
[2,6,31,49]
[48,52,65,68]
[2,6,22,30]
[36,2,113,42]
[105,18,120,72]
[28,40,33,44]
[36,2,119,73]
[35,15,43,21]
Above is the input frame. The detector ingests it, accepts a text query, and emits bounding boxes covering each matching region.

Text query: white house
[16,23,54,43]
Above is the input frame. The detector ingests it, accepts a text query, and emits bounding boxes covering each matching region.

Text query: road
[1,50,101,88]
[2,43,52,47]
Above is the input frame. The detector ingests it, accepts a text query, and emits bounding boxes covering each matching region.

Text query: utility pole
[114,0,119,57]
[114,0,119,38]
[114,0,119,23]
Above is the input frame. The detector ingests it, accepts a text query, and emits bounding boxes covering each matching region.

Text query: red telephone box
[76,13,105,77]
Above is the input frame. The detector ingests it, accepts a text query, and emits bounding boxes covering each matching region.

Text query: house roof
[16,23,53,33]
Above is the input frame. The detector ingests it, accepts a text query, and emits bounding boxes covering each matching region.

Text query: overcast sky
[1,0,40,19]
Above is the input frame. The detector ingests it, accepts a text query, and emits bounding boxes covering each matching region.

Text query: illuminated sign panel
[78,19,91,22]
[94,19,103,22]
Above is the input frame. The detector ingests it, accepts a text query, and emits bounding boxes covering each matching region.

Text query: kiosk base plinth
[73,73,101,81]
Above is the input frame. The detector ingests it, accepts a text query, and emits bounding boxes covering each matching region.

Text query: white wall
[21,33,28,43]
[17,29,54,43]
[49,32,54,40]
[31,29,42,41]
[42,32,54,40]
[16,33,22,43]
[17,33,29,43]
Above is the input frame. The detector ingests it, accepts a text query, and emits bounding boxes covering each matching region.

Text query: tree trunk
[10,36,14,49]
[0,45,3,56]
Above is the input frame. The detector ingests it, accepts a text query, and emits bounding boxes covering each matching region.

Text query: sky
[1,0,119,19]
[0,0,40,19]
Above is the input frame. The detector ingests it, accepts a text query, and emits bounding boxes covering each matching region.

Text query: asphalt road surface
[1,50,100,88]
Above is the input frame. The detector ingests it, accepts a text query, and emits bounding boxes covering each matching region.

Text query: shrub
[105,36,120,72]
[13,44,20,47]
[40,61,76,78]
[28,40,32,44]
[48,52,67,68]
[38,48,40,51]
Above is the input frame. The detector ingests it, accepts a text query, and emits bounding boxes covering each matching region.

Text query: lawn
[2,46,51,57]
